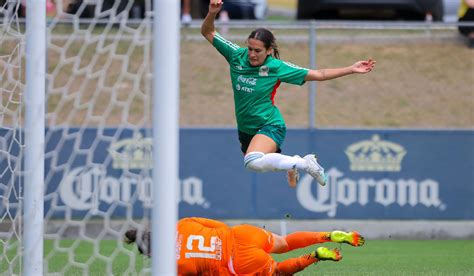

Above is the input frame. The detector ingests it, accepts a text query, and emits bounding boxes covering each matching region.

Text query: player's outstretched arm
[201,0,223,44]
[304,58,376,81]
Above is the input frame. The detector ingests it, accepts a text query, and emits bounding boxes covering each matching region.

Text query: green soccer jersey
[212,32,309,135]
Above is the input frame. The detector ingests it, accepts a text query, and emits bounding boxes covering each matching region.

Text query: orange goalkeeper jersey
[176,217,276,275]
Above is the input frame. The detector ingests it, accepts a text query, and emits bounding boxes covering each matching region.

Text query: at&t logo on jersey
[236,75,257,93]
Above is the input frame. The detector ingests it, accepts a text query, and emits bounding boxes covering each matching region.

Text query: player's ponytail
[248,28,280,59]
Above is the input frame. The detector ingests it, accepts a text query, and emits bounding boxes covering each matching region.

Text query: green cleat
[330,231,365,247]
[309,247,342,261]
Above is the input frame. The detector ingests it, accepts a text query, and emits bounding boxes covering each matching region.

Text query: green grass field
[274,240,474,275]
[2,239,473,275]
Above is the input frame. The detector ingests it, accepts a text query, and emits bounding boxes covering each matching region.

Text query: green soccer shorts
[238,124,286,154]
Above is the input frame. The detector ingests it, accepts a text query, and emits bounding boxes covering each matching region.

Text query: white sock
[244,152,307,172]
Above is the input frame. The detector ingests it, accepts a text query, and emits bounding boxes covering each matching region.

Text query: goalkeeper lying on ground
[124,217,365,275]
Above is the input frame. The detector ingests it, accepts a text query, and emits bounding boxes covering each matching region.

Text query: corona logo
[108,132,153,169]
[345,135,406,172]
[296,168,445,217]
[59,166,210,211]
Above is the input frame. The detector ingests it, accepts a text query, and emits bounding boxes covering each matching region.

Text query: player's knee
[244,151,266,172]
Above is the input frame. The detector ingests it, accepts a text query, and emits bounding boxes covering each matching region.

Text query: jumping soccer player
[124,217,365,275]
[201,0,376,187]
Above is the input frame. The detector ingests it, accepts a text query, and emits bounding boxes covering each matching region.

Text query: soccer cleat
[181,14,192,25]
[303,154,327,186]
[309,247,342,261]
[330,231,365,247]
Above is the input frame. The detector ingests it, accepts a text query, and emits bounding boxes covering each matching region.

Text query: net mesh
[44,1,153,274]
[1,0,24,274]
[2,0,154,274]
[1,0,473,274]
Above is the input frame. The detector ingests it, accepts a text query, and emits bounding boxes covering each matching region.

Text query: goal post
[152,0,180,274]
[24,0,46,275]
[1,0,179,274]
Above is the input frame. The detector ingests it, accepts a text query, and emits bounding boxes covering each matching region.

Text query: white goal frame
[152,0,179,274]
[24,0,46,274]
[20,0,180,275]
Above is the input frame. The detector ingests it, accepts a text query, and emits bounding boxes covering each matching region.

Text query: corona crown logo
[345,135,406,172]
[108,132,153,169]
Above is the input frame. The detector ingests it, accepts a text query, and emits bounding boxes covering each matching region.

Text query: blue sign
[2,128,473,220]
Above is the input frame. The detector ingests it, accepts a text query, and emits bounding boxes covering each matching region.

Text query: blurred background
[1,0,473,274]
[6,0,464,21]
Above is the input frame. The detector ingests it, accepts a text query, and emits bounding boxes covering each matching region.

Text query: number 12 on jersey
[185,235,222,260]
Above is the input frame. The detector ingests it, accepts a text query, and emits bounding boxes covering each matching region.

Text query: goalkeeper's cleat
[311,247,342,261]
[330,231,365,247]
[303,154,327,186]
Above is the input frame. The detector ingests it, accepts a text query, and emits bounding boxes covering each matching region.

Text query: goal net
[1,0,24,274]
[1,0,158,274]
